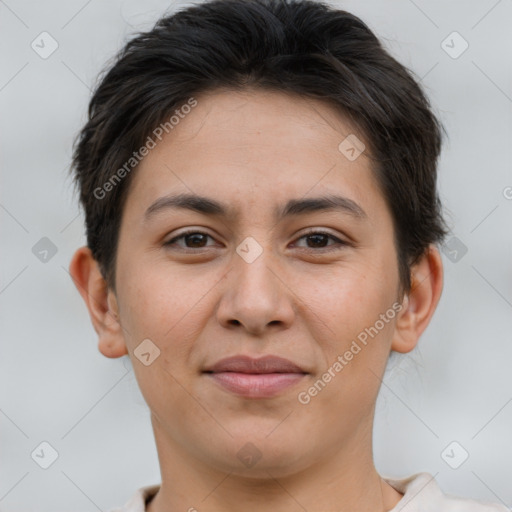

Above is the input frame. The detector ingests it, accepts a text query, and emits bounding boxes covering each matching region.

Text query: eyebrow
[144,192,368,222]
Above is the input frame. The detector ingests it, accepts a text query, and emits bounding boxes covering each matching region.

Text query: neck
[146,415,403,512]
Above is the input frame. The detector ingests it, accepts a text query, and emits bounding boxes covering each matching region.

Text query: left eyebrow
[144,192,368,222]
[277,194,367,220]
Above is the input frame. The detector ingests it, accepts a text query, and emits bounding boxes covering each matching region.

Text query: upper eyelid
[166,230,217,245]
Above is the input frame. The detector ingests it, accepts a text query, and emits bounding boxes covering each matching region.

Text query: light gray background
[1,0,511,510]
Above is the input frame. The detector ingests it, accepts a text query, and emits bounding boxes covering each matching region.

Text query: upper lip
[204,355,307,374]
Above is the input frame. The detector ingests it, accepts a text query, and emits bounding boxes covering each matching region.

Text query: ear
[391,244,444,354]
[69,246,128,358]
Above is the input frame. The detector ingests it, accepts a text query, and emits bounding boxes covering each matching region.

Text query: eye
[292,230,349,252]
[164,229,350,252]
[164,230,216,250]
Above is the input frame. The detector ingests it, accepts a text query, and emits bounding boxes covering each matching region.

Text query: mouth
[203,355,308,398]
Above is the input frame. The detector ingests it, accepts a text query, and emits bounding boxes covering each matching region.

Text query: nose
[215,244,296,336]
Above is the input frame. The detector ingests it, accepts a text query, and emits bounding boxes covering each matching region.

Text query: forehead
[124,87,386,224]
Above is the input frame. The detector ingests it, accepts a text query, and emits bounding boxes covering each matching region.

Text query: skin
[70,88,443,512]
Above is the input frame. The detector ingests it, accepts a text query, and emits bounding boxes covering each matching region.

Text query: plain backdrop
[1,0,511,510]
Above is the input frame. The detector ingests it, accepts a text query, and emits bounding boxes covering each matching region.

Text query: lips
[204,355,306,374]
[203,355,308,398]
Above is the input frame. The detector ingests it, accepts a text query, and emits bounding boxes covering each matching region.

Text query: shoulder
[107,484,160,512]
[384,472,509,512]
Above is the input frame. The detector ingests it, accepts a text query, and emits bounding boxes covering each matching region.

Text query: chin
[203,432,312,478]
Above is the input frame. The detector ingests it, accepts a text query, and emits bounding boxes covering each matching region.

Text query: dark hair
[71,0,448,295]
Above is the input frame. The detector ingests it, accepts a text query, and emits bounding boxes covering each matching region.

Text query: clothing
[383,473,509,511]
[109,472,509,511]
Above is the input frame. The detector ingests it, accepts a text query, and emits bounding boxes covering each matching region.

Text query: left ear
[391,244,444,353]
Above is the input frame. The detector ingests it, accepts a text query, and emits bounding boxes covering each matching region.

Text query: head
[70,0,446,478]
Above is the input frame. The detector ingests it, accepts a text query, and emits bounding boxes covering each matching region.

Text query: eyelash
[164,229,349,253]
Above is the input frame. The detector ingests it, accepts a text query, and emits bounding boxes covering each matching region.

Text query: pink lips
[203,355,308,398]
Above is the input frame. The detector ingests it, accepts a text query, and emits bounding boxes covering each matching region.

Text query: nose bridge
[217,234,294,332]
[232,235,279,301]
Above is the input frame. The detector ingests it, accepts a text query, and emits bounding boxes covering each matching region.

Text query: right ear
[69,246,128,358]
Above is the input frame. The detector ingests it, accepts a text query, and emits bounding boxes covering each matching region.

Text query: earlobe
[391,245,444,354]
[69,246,128,358]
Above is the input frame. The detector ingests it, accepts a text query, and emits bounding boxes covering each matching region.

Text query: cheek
[309,258,394,325]
[116,263,220,371]
[116,269,204,419]
[116,266,188,344]
[299,273,398,415]
[296,249,399,369]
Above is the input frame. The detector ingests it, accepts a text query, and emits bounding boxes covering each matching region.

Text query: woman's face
[110,88,406,476]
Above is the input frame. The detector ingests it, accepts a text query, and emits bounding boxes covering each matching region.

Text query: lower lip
[206,372,307,398]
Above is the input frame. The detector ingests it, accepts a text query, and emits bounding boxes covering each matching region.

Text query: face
[111,88,405,477]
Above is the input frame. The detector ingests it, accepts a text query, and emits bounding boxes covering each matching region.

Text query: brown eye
[293,231,349,252]
[165,231,214,249]
[305,233,330,248]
